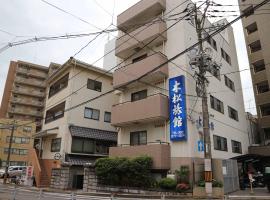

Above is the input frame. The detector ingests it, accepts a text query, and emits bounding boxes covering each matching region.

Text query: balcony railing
[117,0,166,31]
[109,142,170,170]
[11,98,44,107]
[249,50,264,64]
[16,68,47,79]
[8,108,43,117]
[111,93,168,126]
[256,91,270,106]
[15,77,46,88]
[113,53,168,88]
[115,22,167,59]
[12,88,45,98]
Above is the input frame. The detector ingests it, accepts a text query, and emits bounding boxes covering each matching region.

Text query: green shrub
[95,155,152,187]
[197,179,223,188]
[159,178,177,190]
[175,166,190,183]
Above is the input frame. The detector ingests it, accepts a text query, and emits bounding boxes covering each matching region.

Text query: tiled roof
[65,155,95,166]
[69,125,117,142]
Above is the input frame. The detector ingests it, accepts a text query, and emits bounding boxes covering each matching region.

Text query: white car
[0,166,26,178]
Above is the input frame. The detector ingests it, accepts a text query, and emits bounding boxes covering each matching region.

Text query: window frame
[84,107,100,120]
[231,140,242,154]
[51,138,61,152]
[45,101,65,124]
[224,75,235,92]
[130,131,147,146]
[104,111,111,123]
[131,90,147,102]
[228,106,239,121]
[87,79,102,92]
[48,73,69,98]
[210,95,224,114]
[213,135,228,151]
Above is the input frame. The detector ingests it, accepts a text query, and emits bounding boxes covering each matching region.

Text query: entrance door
[72,175,84,189]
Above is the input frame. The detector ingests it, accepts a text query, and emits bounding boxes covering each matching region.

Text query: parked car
[0,166,26,178]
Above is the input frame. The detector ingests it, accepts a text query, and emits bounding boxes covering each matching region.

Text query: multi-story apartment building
[110,0,250,176]
[29,58,118,188]
[239,0,270,153]
[0,118,35,167]
[0,61,49,132]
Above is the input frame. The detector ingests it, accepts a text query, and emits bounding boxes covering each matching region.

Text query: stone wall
[50,167,71,189]
[83,167,97,192]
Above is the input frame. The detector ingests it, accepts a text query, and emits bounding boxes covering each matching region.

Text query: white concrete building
[109,0,250,174]
[30,58,118,188]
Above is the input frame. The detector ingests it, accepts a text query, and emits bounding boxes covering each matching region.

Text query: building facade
[0,61,49,132]
[0,118,35,167]
[29,58,118,188]
[110,0,250,175]
[238,0,270,147]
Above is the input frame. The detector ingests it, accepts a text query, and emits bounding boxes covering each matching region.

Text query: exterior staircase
[28,148,51,188]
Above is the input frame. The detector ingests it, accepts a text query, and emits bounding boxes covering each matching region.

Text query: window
[231,140,242,154]
[131,90,147,102]
[210,95,224,113]
[84,107,100,120]
[23,126,32,132]
[132,54,147,63]
[6,136,30,144]
[264,128,270,140]
[4,148,28,155]
[221,48,231,65]
[45,102,65,124]
[228,106,239,121]
[71,137,95,154]
[213,135,227,151]
[205,34,217,51]
[130,131,147,145]
[249,40,262,53]
[104,112,111,123]
[210,67,221,80]
[257,81,269,94]
[48,73,69,98]
[51,138,61,152]
[260,103,270,117]
[224,76,235,91]
[87,79,102,92]
[246,22,258,35]
[253,60,265,73]
[242,6,254,17]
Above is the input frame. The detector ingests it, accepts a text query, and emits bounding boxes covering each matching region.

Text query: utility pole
[3,120,16,184]
[189,0,219,196]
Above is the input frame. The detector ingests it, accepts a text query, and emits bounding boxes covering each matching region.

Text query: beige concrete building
[109,0,250,178]
[239,0,270,152]
[29,58,118,188]
[0,61,49,132]
[0,118,35,167]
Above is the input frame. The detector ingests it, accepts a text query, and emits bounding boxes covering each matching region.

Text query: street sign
[198,140,204,152]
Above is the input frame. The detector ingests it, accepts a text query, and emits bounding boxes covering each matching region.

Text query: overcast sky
[0,0,256,115]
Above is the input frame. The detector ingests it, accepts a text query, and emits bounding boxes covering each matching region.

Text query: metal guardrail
[0,185,167,200]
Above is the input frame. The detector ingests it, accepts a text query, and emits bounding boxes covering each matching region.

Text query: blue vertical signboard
[169,75,187,141]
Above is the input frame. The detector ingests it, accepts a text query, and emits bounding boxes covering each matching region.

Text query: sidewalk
[227,188,270,199]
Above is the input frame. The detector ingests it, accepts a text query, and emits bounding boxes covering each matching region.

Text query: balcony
[256,91,270,106]
[15,77,46,88]
[111,93,168,126]
[260,116,270,128]
[16,68,47,79]
[8,107,43,117]
[249,50,264,64]
[247,31,259,45]
[11,98,44,108]
[252,69,268,84]
[109,143,170,170]
[113,53,168,88]
[12,88,45,98]
[115,22,167,59]
[117,0,166,31]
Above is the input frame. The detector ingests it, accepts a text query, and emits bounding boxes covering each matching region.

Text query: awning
[33,127,59,138]
[65,154,95,166]
[231,154,269,163]
[69,125,117,142]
